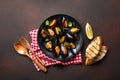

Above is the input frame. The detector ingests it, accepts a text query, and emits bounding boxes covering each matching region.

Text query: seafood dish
[37,14,83,61]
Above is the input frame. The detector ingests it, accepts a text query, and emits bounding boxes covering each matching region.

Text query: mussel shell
[42,27,49,35]
[61,44,68,56]
[41,29,47,38]
[44,41,52,51]
[70,27,80,33]
[55,27,62,35]
[50,19,57,27]
[62,17,65,23]
[51,36,58,46]
[66,33,73,39]
[64,27,80,35]
[74,34,80,40]
[64,27,70,32]
[48,28,55,36]
[59,36,66,43]
[55,46,60,55]
[41,32,47,38]
[70,42,76,49]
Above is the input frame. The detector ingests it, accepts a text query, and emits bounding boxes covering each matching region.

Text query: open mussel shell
[55,46,60,55]
[37,14,84,61]
[48,28,55,36]
[59,36,66,43]
[55,27,63,36]
[44,41,52,51]
[70,27,80,33]
[66,33,73,39]
[70,42,76,49]
[61,44,68,56]
[64,27,80,34]
[50,19,57,27]
[42,27,55,36]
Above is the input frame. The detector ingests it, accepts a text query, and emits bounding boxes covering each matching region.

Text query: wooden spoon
[14,42,47,72]
[19,37,45,66]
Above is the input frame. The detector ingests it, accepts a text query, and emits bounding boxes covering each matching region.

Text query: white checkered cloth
[29,29,82,71]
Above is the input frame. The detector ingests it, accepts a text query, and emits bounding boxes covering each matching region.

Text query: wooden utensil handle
[35,56,45,66]
[26,52,47,72]
[29,47,45,66]
[33,60,47,72]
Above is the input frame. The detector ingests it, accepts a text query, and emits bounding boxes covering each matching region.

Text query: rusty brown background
[0,0,120,80]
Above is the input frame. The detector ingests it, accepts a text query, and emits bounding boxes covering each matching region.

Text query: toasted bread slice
[85,46,108,65]
[85,58,95,66]
[86,36,102,59]
[94,46,108,61]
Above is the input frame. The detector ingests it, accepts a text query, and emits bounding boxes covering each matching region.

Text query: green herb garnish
[58,28,62,34]
[64,42,70,47]
[45,38,49,42]
[45,20,50,26]
[68,22,72,27]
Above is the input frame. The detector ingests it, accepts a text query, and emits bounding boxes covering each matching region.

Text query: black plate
[37,14,84,61]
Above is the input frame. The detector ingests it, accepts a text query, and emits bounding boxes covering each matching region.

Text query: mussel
[55,46,60,55]
[55,27,62,35]
[41,29,47,38]
[50,19,57,27]
[48,29,55,36]
[62,20,68,30]
[62,17,65,23]
[70,27,80,33]
[70,42,76,49]
[45,41,52,51]
[74,34,80,40]
[63,20,67,27]
[60,36,66,43]
[66,33,73,39]
[61,44,67,55]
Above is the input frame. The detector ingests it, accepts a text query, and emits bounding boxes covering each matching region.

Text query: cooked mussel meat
[62,20,68,30]
[70,42,76,49]
[55,27,62,35]
[45,41,52,50]
[61,44,67,55]
[60,36,66,43]
[55,46,60,55]
[41,29,47,38]
[63,20,67,27]
[48,29,55,36]
[70,27,80,33]
[50,19,57,27]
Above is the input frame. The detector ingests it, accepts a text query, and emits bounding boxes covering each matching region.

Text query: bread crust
[94,46,108,61]
[85,36,108,65]
[85,36,102,59]
[85,45,108,65]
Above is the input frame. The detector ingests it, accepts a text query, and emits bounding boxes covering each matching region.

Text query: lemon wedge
[85,23,93,40]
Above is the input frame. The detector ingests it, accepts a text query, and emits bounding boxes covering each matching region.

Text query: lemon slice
[85,23,93,40]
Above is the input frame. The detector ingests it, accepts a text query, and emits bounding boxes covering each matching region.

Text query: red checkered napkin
[29,29,82,71]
